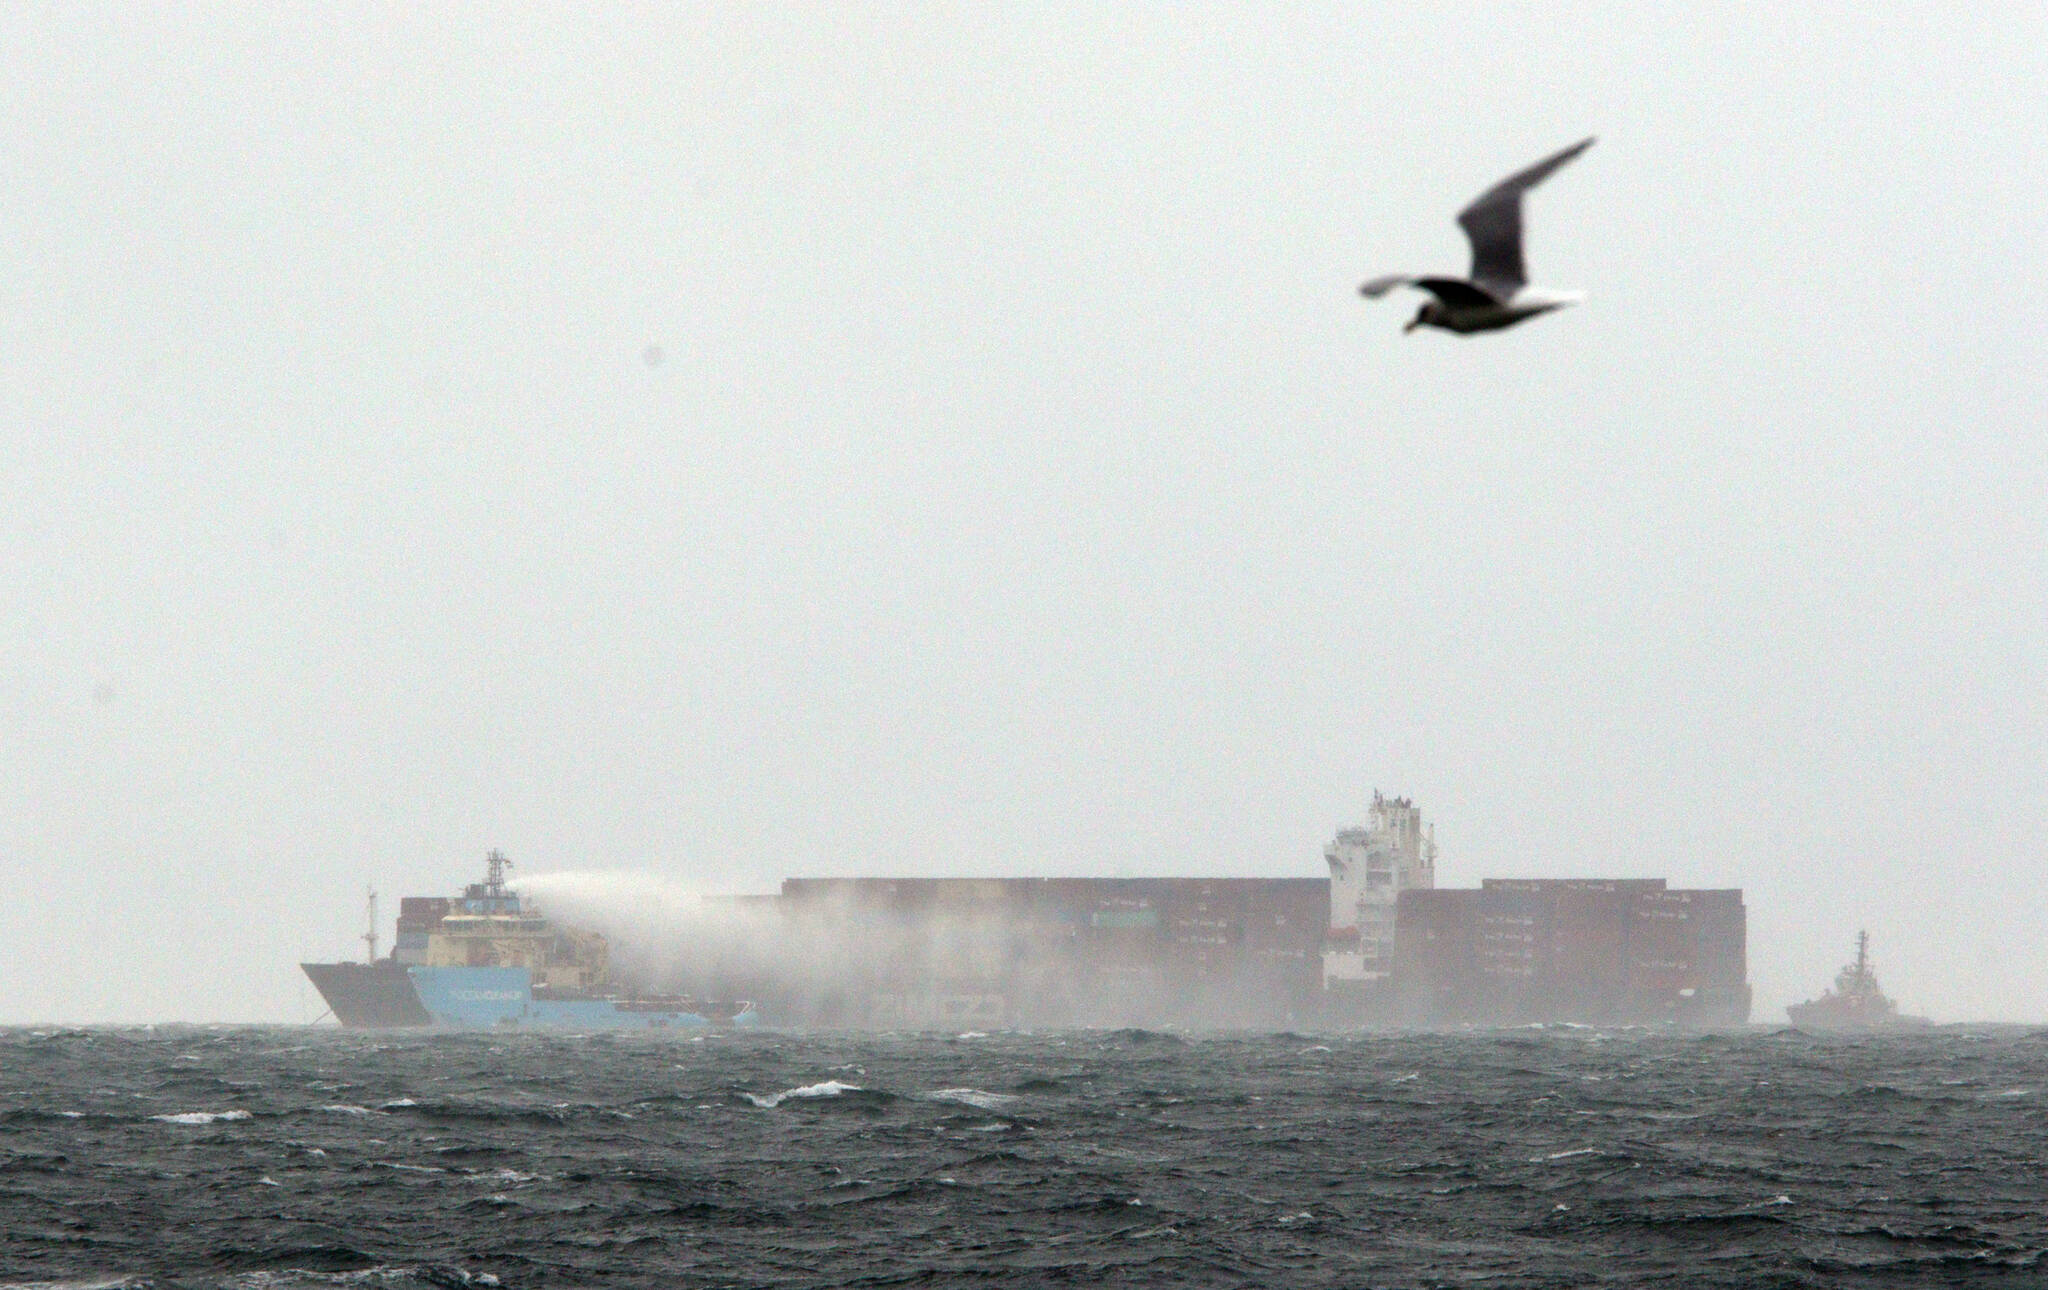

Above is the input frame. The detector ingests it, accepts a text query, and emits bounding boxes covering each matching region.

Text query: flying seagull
[1360,136,1595,335]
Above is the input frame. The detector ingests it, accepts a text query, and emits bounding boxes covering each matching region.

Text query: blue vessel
[302,852,759,1030]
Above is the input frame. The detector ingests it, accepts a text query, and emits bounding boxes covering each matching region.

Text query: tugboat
[1786,930,1931,1031]
[303,851,759,1030]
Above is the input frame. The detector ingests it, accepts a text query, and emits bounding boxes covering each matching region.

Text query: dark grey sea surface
[3,1025,2046,1288]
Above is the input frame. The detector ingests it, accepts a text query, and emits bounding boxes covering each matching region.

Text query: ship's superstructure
[1322,792,1437,990]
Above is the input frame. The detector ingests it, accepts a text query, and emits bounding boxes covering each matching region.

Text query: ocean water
[3,1026,2045,1288]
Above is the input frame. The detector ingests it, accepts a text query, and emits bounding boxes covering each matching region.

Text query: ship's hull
[302,961,435,1027]
[1786,999,1932,1032]
[303,962,758,1031]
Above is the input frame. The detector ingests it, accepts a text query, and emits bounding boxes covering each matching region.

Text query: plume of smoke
[512,871,784,1001]
[510,870,1321,1030]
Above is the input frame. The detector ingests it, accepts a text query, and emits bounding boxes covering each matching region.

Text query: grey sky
[4,6,2043,1023]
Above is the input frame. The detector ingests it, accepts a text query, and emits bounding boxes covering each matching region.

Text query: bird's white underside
[1505,286,1584,309]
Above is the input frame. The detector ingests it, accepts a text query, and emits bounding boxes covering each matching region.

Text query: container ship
[303,796,1751,1030]
[302,852,758,1030]
[1786,930,1930,1030]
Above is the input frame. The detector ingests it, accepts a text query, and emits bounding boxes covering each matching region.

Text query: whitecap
[922,1088,1018,1111]
[151,1109,252,1125]
[1534,1148,1599,1162]
[744,1079,862,1108]
[379,1098,418,1108]
[319,1104,377,1116]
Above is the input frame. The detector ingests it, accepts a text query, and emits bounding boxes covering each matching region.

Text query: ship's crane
[362,886,379,963]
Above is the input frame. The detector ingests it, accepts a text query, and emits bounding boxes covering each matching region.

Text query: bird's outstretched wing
[1456,136,1594,296]
[1358,275,1503,308]
[1411,277,1503,308]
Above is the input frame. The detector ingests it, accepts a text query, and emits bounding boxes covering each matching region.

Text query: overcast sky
[4,6,2044,1024]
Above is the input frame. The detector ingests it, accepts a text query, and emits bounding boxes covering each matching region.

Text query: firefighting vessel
[302,852,758,1030]
[1785,930,1930,1031]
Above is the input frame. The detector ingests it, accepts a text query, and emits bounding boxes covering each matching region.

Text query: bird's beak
[1402,319,1421,334]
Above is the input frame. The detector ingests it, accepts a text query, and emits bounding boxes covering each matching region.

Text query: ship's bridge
[422,851,611,989]
[459,849,524,914]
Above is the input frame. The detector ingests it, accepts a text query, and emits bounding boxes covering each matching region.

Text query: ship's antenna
[486,849,513,898]
[363,886,379,963]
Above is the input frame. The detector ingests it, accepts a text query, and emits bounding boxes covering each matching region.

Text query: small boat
[1786,930,1930,1031]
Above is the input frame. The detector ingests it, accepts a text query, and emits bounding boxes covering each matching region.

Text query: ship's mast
[1854,929,1870,981]
[363,886,379,963]
[485,849,513,898]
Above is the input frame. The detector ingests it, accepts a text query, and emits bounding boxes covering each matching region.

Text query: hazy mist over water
[3,7,2046,1024]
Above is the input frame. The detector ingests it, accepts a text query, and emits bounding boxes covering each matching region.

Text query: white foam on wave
[744,1079,861,1108]
[319,1104,377,1116]
[151,1109,252,1125]
[922,1088,1018,1111]
[1534,1148,1599,1162]
[379,1098,418,1108]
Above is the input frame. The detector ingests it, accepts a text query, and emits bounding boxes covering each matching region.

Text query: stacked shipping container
[772,875,1746,1028]
[777,877,1327,1028]
[1391,879,1749,1025]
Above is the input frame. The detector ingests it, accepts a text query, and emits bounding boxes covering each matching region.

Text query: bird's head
[1403,303,1437,334]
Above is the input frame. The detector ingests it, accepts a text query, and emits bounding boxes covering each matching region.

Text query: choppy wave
[920,1087,1019,1111]
[741,1079,867,1108]
[5,1026,2047,1287]
[149,1108,253,1125]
